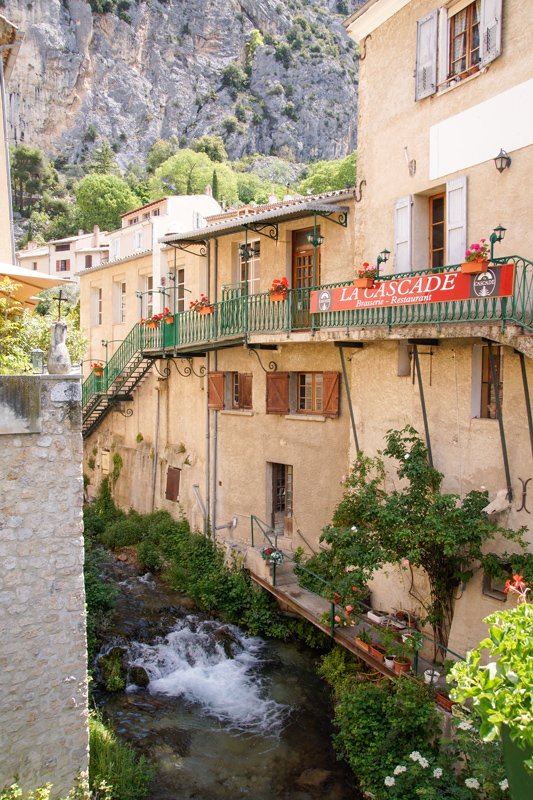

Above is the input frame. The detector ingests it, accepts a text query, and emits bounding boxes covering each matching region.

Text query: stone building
[16,227,109,281]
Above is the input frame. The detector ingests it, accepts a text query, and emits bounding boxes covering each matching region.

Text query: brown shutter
[208,371,225,409]
[239,373,253,409]
[165,466,181,501]
[266,372,290,415]
[322,372,340,418]
[56,260,60,271]
[66,259,70,270]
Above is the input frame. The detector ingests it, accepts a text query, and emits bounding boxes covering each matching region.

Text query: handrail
[250,515,465,665]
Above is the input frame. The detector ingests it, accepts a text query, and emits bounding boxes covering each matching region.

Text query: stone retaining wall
[0,375,89,798]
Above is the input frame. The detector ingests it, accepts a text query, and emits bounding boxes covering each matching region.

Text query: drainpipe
[193,484,206,520]
[204,241,211,539]
[151,383,160,512]
[212,237,218,541]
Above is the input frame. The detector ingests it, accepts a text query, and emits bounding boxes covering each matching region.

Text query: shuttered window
[266,372,290,415]
[165,467,181,501]
[480,0,502,66]
[446,176,467,265]
[233,373,252,410]
[56,259,70,271]
[322,372,340,418]
[394,196,412,274]
[208,372,225,410]
[415,10,438,101]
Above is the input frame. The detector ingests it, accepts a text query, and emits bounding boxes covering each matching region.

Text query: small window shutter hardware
[415,10,439,101]
[266,372,290,415]
[322,372,340,418]
[208,372,225,410]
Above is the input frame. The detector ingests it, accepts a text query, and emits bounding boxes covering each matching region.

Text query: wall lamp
[238,244,254,260]
[494,149,511,173]
[31,348,44,373]
[376,248,390,278]
[306,232,324,248]
[490,224,507,260]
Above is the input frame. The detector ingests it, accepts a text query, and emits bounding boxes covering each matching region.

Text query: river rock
[296,769,332,789]
[129,666,150,687]
[214,627,243,659]
[97,646,128,691]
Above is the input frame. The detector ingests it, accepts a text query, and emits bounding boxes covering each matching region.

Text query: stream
[94,552,361,800]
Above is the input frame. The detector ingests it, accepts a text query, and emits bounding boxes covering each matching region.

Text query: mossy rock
[129,666,150,687]
[97,646,128,691]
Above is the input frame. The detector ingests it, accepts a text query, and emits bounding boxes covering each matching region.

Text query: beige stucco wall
[352,0,533,272]
[0,93,12,264]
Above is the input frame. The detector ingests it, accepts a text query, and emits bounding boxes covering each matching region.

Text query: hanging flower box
[355,262,377,288]
[268,277,289,301]
[91,361,104,377]
[270,292,287,301]
[461,239,490,273]
[199,305,215,315]
[162,308,174,324]
[354,278,374,289]
[142,312,164,329]
[461,260,489,274]
[370,644,386,662]
[367,609,389,625]
[190,295,214,314]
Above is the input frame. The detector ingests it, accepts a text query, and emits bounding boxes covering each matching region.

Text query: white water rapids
[126,616,289,734]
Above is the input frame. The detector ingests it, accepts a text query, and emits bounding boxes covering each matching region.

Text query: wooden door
[270,463,293,538]
[292,229,320,329]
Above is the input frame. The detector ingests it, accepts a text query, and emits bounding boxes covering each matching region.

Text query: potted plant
[268,277,289,301]
[354,263,377,288]
[162,307,174,324]
[355,629,372,652]
[450,575,533,797]
[461,239,490,274]
[190,295,214,315]
[141,313,164,329]
[260,546,284,566]
[370,643,386,662]
[384,653,396,670]
[91,361,104,377]
[367,608,389,625]
[393,654,412,675]
[424,668,441,685]
[435,689,456,713]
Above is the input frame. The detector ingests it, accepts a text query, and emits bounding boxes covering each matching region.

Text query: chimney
[27,241,35,250]
[93,224,100,247]
[268,181,278,205]
[205,184,212,197]
[78,229,84,236]
[284,183,292,202]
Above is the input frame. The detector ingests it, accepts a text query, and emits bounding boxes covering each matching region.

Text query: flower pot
[355,637,370,652]
[394,656,412,675]
[502,725,533,799]
[368,609,389,625]
[269,292,287,302]
[354,277,374,288]
[461,260,489,274]
[424,669,441,685]
[199,306,215,315]
[384,655,396,670]
[164,317,174,324]
[146,322,159,329]
[370,644,386,662]
[435,691,455,712]
[93,370,104,377]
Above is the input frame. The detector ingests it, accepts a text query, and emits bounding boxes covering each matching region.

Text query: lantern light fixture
[238,244,254,260]
[489,224,507,260]
[494,149,511,173]
[31,348,44,374]
[306,232,324,248]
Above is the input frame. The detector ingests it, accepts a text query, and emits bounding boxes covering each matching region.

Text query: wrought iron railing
[82,256,533,410]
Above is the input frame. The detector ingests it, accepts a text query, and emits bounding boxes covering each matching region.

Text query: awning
[0,262,73,307]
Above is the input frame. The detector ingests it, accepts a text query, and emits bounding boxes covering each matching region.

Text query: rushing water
[95,554,360,800]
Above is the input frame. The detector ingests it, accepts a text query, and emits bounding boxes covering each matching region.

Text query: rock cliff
[3,0,362,167]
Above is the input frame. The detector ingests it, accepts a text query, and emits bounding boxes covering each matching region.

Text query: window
[266,372,340,417]
[481,346,503,419]
[145,276,153,319]
[415,0,502,101]
[240,240,260,295]
[176,268,185,313]
[274,463,293,517]
[32,261,37,271]
[153,208,160,217]
[207,372,253,411]
[165,467,181,502]
[143,212,150,220]
[120,282,126,323]
[133,230,144,251]
[85,254,93,269]
[193,211,205,229]
[128,216,139,226]
[450,1,480,79]
[56,259,70,271]
[482,563,511,601]
[111,239,120,260]
[91,287,103,327]
[429,193,445,269]
[55,243,70,252]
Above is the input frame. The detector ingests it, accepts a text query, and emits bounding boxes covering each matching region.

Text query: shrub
[274,42,292,69]
[221,61,248,91]
[84,532,117,663]
[222,116,238,134]
[235,102,247,122]
[89,711,154,800]
[99,517,144,549]
[283,102,298,121]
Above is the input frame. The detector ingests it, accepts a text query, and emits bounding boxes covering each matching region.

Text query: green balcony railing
[82,256,533,411]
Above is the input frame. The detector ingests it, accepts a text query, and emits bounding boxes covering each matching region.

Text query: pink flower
[342,475,346,481]
[334,615,341,622]
[480,238,486,243]
[472,243,480,250]
[465,250,471,257]
[346,605,354,612]
[402,559,410,567]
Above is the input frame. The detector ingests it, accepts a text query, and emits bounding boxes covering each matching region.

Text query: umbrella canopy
[0,262,73,307]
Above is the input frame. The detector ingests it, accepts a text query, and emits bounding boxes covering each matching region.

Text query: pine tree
[212,169,219,201]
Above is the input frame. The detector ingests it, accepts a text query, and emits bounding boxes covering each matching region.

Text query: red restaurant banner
[310,264,515,314]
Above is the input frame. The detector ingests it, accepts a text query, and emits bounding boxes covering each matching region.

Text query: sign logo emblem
[472,269,497,298]
[318,290,332,312]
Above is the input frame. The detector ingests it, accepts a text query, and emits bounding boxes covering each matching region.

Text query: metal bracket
[168,241,207,258]
[111,401,133,419]
[314,209,348,228]
[354,179,366,203]
[359,33,371,60]
[248,348,278,373]
[517,478,531,513]
[164,357,207,378]
[242,222,278,241]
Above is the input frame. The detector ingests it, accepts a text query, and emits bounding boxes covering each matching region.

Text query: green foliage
[89,711,154,800]
[149,149,238,200]
[111,452,123,485]
[191,134,228,162]
[17,309,88,366]
[87,456,96,471]
[222,116,238,134]
[83,531,117,662]
[136,433,144,443]
[297,151,357,193]
[75,174,137,231]
[318,646,364,694]
[10,144,47,213]
[245,29,264,63]
[282,102,298,121]
[99,517,144,549]
[88,139,119,174]
[0,279,30,375]
[147,138,176,172]
[235,102,247,122]
[221,61,249,91]
[274,42,292,68]
[84,124,98,142]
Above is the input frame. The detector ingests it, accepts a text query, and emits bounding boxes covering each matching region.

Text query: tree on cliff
[10,145,47,214]
[149,149,238,202]
[297,151,357,194]
[75,174,138,232]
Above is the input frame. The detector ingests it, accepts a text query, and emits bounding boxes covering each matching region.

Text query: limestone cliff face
[3,0,361,166]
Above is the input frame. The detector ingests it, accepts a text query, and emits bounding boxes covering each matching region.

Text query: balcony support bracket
[485,339,512,502]
[336,342,361,453]
[242,222,278,241]
[247,346,278,373]
[412,343,433,467]
[519,350,533,462]
[167,241,208,258]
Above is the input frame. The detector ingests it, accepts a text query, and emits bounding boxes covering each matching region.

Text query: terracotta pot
[436,691,455,712]
[146,321,159,329]
[461,260,489,274]
[370,644,386,662]
[355,637,370,652]
[354,277,374,288]
[93,369,104,377]
[394,655,412,675]
[164,317,174,324]
[269,292,287,302]
[199,306,215,315]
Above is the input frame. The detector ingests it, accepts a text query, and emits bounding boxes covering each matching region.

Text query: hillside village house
[80,0,533,659]
[16,227,109,280]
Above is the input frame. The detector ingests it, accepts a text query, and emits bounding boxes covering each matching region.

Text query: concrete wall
[0,375,89,798]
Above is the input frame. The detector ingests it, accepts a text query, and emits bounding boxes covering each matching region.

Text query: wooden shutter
[446,176,467,265]
[66,259,70,270]
[415,10,438,101]
[322,372,340,418]
[480,0,502,66]
[56,260,60,271]
[266,372,290,415]
[394,196,412,274]
[239,373,253,409]
[208,372,225,409]
[165,467,181,501]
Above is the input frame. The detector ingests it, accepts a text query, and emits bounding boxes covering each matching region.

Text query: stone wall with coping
[0,375,89,798]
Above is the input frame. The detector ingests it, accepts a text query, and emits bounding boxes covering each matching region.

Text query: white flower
[419,758,429,769]
[409,751,421,762]
[384,776,395,787]
[404,454,410,459]
[465,778,480,789]
[433,768,443,779]
[458,720,473,731]
[499,779,508,791]
[351,526,357,531]
[393,765,407,775]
